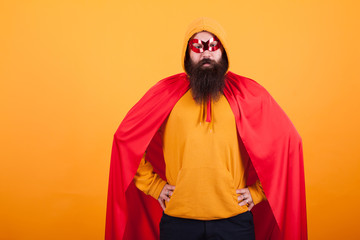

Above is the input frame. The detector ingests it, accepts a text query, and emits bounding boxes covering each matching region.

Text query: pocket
[164,167,241,219]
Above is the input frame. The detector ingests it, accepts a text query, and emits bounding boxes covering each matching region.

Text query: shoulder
[226,71,302,140]
[114,73,189,139]
[153,72,188,87]
[225,71,270,99]
[116,73,189,127]
[139,72,188,97]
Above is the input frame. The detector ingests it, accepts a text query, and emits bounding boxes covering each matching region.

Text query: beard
[185,53,228,104]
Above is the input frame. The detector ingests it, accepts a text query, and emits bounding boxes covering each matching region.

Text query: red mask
[188,37,222,53]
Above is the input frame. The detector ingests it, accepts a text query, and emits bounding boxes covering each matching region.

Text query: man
[106,17,307,240]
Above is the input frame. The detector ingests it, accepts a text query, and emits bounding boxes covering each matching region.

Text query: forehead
[192,31,216,41]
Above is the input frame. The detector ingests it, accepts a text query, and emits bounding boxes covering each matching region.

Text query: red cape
[105,71,307,240]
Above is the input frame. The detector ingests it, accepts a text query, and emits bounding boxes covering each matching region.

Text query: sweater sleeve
[248,180,267,205]
[133,154,167,200]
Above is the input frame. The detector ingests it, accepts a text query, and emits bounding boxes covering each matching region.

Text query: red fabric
[206,96,211,122]
[105,71,307,240]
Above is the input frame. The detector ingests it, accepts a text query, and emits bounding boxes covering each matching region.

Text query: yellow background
[1,0,359,239]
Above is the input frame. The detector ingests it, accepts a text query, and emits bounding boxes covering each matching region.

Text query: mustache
[199,58,215,66]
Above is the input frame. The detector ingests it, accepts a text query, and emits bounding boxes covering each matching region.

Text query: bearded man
[105,18,307,240]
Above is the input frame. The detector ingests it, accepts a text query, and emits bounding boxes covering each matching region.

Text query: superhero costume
[105,17,307,240]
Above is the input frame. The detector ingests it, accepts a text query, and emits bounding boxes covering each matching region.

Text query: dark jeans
[159,211,255,240]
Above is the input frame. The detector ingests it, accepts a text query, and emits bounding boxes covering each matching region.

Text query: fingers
[237,194,246,202]
[163,195,171,202]
[236,187,254,208]
[167,185,176,191]
[158,183,176,210]
[248,203,255,211]
[238,199,250,207]
[158,198,165,211]
[238,198,254,207]
[159,192,170,202]
[236,188,247,194]
[164,185,175,197]
[165,190,173,197]
[163,184,175,198]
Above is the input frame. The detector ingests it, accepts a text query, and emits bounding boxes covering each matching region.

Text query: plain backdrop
[1,0,359,239]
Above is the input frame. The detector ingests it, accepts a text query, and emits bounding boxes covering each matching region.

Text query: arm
[133,154,167,200]
[237,180,267,210]
[134,154,176,210]
[248,179,267,205]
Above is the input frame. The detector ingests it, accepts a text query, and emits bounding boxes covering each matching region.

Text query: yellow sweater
[133,90,266,220]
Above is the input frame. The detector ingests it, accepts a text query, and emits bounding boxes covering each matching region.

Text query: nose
[201,50,211,59]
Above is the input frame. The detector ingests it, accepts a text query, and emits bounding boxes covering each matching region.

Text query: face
[189,31,222,68]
